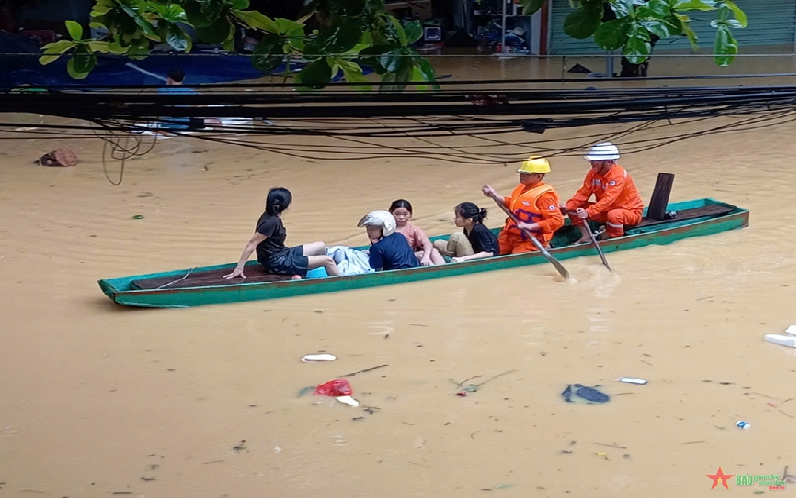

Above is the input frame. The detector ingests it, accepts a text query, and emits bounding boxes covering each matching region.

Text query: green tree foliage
[520,0,747,66]
[38,0,438,90]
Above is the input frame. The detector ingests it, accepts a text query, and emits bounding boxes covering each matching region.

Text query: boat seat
[131,265,293,290]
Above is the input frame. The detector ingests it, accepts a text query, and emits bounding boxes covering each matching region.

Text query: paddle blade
[542,249,570,279]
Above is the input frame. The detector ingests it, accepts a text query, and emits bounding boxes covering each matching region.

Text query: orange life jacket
[503,182,558,245]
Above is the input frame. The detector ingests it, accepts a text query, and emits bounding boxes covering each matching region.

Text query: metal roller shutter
[548,0,796,55]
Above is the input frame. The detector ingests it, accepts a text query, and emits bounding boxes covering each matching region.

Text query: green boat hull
[97,198,749,309]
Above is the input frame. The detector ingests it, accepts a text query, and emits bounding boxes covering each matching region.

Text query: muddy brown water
[2,54,796,497]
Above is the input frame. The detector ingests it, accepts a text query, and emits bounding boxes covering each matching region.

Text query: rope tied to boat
[154,267,197,289]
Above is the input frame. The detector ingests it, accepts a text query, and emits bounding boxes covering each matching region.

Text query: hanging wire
[4,77,796,173]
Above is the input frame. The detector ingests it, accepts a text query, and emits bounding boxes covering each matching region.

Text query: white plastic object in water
[301,354,337,362]
[336,396,360,407]
[785,325,796,336]
[764,334,796,348]
[618,377,647,385]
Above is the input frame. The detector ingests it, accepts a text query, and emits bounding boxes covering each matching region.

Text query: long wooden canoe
[98,198,748,308]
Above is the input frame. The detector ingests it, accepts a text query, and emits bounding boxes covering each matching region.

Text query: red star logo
[706,467,734,489]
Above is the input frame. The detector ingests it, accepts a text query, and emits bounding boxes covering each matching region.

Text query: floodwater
[2,53,796,497]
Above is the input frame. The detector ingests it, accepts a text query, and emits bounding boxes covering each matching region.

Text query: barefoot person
[433,202,498,263]
[482,155,564,254]
[389,199,445,266]
[224,187,340,280]
[564,142,644,243]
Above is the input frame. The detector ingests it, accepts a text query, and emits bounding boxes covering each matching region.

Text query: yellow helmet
[518,155,551,174]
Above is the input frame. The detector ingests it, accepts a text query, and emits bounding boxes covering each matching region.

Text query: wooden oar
[488,193,570,280]
[565,210,611,271]
[582,218,612,271]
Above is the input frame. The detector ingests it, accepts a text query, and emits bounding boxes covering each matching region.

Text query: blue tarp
[0,32,372,88]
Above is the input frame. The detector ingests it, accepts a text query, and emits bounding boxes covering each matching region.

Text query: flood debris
[301,354,336,362]
[38,148,78,167]
[233,440,248,452]
[451,370,517,396]
[480,484,514,491]
[314,379,352,396]
[562,384,610,404]
[567,63,592,74]
[765,334,796,348]
[297,386,315,397]
[337,395,360,407]
[341,364,388,378]
[765,326,796,348]
[595,442,627,449]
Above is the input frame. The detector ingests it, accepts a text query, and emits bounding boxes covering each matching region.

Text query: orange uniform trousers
[498,230,547,254]
[567,202,642,238]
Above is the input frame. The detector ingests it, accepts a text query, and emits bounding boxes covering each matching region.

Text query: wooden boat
[98,198,749,309]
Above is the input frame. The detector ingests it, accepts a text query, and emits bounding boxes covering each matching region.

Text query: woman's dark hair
[389,199,413,214]
[266,187,292,215]
[455,202,487,223]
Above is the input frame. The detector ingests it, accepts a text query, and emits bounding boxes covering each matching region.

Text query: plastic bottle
[736,421,751,430]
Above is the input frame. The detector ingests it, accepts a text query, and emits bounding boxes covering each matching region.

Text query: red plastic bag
[314,379,352,397]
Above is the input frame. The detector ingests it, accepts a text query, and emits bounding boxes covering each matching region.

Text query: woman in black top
[433,202,499,263]
[224,187,341,280]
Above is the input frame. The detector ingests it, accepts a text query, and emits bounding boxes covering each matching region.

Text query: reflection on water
[2,55,796,497]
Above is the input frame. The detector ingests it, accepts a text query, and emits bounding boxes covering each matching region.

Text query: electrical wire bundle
[2,73,796,170]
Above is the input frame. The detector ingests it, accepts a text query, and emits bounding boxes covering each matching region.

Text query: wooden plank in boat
[634,204,735,229]
[131,266,292,290]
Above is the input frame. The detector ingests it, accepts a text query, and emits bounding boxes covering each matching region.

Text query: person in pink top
[389,199,445,266]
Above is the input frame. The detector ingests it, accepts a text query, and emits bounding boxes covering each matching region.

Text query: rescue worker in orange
[482,155,565,254]
[564,142,645,244]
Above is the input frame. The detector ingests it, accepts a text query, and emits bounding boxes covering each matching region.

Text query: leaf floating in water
[132,215,144,219]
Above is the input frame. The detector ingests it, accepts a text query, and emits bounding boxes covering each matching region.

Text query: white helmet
[585,142,620,161]
[357,210,396,237]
